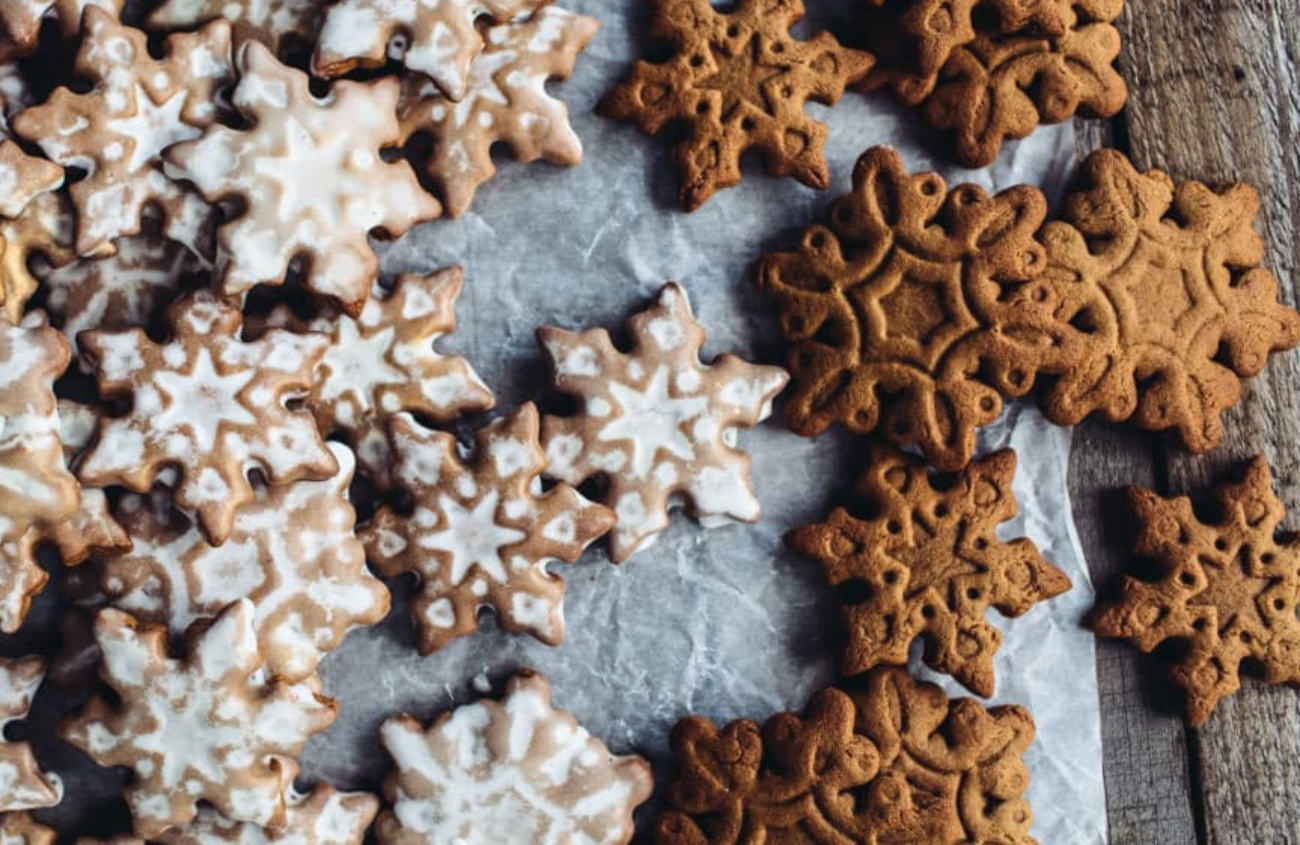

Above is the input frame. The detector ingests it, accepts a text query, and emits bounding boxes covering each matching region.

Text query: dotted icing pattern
[0,657,62,812]
[147,0,324,55]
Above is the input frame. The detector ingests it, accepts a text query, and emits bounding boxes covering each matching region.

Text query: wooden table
[1069,3,1300,842]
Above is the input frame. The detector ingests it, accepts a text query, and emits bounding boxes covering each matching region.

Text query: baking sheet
[9,1,1105,842]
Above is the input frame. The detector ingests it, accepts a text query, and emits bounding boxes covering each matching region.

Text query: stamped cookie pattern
[377,671,651,845]
[77,291,337,546]
[148,0,323,55]
[165,42,441,315]
[598,0,872,211]
[539,283,788,562]
[787,447,1071,696]
[1091,458,1300,725]
[61,600,338,837]
[397,6,599,218]
[362,406,613,654]
[0,657,61,811]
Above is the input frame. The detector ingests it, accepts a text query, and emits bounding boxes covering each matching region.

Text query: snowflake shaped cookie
[1,190,75,325]
[361,405,613,654]
[1039,150,1300,452]
[598,0,871,211]
[378,671,651,845]
[315,0,550,101]
[539,283,788,562]
[786,446,1071,696]
[165,42,441,315]
[13,10,231,258]
[0,657,61,811]
[1091,458,1300,725]
[395,7,597,217]
[148,0,323,55]
[260,268,494,487]
[0,0,124,60]
[77,291,337,545]
[61,600,338,837]
[99,442,390,682]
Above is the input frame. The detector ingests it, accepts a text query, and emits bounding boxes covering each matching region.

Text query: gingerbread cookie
[0,657,61,811]
[77,291,337,545]
[13,10,230,258]
[362,406,612,654]
[61,600,338,837]
[377,671,651,845]
[148,0,323,55]
[395,7,597,217]
[0,0,124,60]
[1091,458,1300,725]
[539,283,788,561]
[787,446,1070,696]
[598,0,872,211]
[1,191,75,325]
[257,268,494,488]
[657,667,1037,845]
[1038,150,1300,451]
[165,41,441,316]
[0,142,62,221]
[756,146,1072,471]
[0,815,54,845]
[99,442,389,682]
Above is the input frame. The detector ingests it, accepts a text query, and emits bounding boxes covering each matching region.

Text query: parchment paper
[15,1,1106,842]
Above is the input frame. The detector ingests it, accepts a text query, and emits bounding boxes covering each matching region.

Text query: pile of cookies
[0,1,1296,844]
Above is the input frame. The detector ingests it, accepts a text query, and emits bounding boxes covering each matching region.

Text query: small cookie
[1091,457,1300,726]
[361,406,613,654]
[99,442,390,682]
[787,446,1070,696]
[0,657,61,811]
[0,0,124,60]
[0,815,54,845]
[13,10,231,258]
[258,268,494,488]
[396,7,598,218]
[377,671,651,845]
[314,0,550,101]
[1039,150,1300,451]
[1,191,75,325]
[77,291,337,545]
[164,41,441,316]
[0,142,63,220]
[657,667,1037,845]
[60,600,338,837]
[539,283,788,561]
[598,0,872,211]
[755,146,1071,471]
[148,0,323,55]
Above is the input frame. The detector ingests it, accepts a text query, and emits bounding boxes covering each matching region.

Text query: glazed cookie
[98,443,389,682]
[0,657,61,811]
[1091,458,1300,725]
[396,6,597,218]
[60,600,338,837]
[165,41,441,316]
[787,446,1070,696]
[0,815,54,845]
[314,0,550,101]
[657,667,1037,845]
[13,10,231,257]
[1038,150,1300,451]
[1,187,76,324]
[598,0,872,211]
[77,291,337,545]
[257,268,494,488]
[756,146,1073,471]
[0,0,124,60]
[539,283,788,561]
[362,406,613,654]
[148,0,323,55]
[0,142,62,221]
[377,671,651,845]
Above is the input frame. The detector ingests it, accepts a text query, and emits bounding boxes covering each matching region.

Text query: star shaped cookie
[0,657,61,811]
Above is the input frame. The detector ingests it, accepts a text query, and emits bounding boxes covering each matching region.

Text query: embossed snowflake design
[1039,150,1300,452]
[315,0,549,101]
[396,6,599,217]
[148,0,323,55]
[98,443,389,682]
[362,405,613,654]
[787,447,1070,697]
[260,268,494,487]
[0,657,61,812]
[539,283,788,562]
[756,146,1072,471]
[377,672,651,845]
[0,192,75,324]
[61,600,338,837]
[0,0,124,60]
[13,10,230,257]
[0,814,54,845]
[1091,458,1300,726]
[165,42,441,315]
[598,0,871,211]
[77,291,337,546]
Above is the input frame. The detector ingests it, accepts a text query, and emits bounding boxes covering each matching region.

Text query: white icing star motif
[105,85,198,173]
[598,366,708,478]
[419,491,526,585]
[152,349,257,451]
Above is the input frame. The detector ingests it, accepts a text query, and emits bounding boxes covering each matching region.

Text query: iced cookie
[148,0,323,56]
[0,0,124,60]
[1,190,76,325]
[0,657,61,811]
